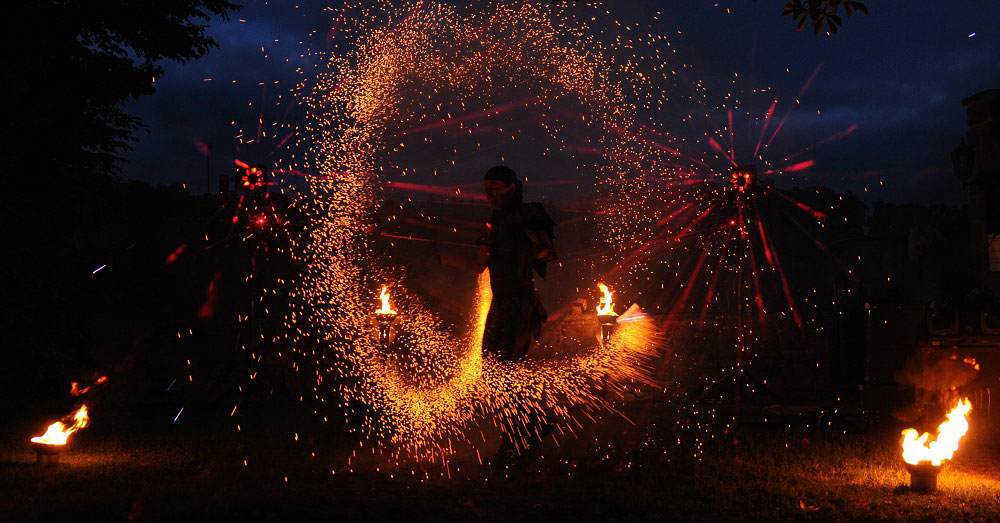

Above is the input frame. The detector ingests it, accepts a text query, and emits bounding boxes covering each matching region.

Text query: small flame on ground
[901,397,972,466]
[378,285,397,315]
[596,283,617,316]
[30,405,90,446]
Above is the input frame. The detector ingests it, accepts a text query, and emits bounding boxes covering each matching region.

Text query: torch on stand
[598,314,618,345]
[595,283,619,346]
[30,405,90,466]
[900,397,973,494]
[905,462,942,493]
[31,442,62,465]
[376,311,397,346]
[375,285,398,346]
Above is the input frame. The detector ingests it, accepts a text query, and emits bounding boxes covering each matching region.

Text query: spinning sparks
[273,0,664,462]
[728,165,756,194]
[245,0,861,471]
[901,398,972,466]
[31,405,90,446]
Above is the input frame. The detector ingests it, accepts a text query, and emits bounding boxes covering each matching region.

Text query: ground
[3,396,998,522]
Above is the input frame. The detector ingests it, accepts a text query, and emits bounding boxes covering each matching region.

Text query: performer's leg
[509,295,538,361]
[481,301,504,360]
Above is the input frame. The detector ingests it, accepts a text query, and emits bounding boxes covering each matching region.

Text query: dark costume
[478,182,556,362]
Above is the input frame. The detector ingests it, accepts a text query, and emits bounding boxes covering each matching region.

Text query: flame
[378,285,397,315]
[71,376,108,396]
[30,405,90,446]
[596,283,617,316]
[901,398,972,466]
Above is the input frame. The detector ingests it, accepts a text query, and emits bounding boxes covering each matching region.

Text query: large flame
[30,405,89,446]
[378,285,397,315]
[901,397,972,466]
[596,283,617,316]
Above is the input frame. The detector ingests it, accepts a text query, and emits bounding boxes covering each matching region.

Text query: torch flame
[378,285,397,315]
[901,397,972,466]
[596,283,617,317]
[30,405,90,446]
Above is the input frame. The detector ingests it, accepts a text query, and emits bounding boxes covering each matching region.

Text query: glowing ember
[596,283,617,317]
[728,165,756,193]
[901,398,972,466]
[31,405,90,446]
[70,376,107,396]
[377,285,397,316]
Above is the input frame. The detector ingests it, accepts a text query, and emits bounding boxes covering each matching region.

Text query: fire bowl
[905,462,942,493]
[598,315,617,345]
[376,313,397,345]
[31,442,64,465]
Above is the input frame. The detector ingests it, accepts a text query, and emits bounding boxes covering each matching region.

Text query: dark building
[953,89,1000,296]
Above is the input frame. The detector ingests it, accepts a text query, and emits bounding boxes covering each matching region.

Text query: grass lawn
[2,401,998,522]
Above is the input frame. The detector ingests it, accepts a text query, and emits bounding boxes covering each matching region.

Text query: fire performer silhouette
[440,166,556,461]
[477,165,557,361]
[442,165,556,360]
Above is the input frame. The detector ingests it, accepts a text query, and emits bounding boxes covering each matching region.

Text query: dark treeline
[2,160,986,425]
[0,175,307,426]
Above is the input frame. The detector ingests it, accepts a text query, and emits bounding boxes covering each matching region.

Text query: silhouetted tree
[781,0,868,34]
[9,0,239,181]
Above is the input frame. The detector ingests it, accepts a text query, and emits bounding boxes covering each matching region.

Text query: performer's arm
[439,248,487,273]
[439,222,489,273]
[526,229,556,262]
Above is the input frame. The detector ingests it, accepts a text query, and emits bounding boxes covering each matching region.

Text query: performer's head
[483,165,522,209]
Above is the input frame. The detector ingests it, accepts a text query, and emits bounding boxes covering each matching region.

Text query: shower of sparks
[222,0,866,471]
[269,0,671,464]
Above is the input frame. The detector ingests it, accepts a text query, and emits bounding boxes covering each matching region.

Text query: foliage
[9,0,239,179]
[782,0,869,34]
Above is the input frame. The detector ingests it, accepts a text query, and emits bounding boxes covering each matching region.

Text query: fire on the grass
[30,405,90,464]
[900,398,973,493]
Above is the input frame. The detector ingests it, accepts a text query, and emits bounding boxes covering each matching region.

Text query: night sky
[122,0,1000,205]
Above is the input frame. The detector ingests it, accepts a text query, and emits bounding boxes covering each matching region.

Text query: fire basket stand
[32,442,62,465]
[376,312,397,346]
[905,462,942,493]
[598,314,617,345]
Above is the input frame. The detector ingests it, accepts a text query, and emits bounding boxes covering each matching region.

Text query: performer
[478,165,557,361]
[441,165,556,360]
[440,166,556,462]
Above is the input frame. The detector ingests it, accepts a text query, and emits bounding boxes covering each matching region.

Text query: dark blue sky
[122,1,1000,205]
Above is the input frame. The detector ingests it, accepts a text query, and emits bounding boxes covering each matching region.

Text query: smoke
[895,353,979,425]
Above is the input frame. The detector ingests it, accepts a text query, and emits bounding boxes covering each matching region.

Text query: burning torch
[901,397,972,493]
[30,405,90,465]
[596,283,618,345]
[375,285,398,346]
